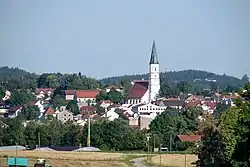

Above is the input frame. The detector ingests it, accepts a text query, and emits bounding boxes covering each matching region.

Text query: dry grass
[151,154,198,167]
[0,150,127,167]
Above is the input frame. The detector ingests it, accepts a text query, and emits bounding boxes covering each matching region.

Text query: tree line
[0,118,145,151]
[197,83,250,167]
[1,67,249,96]
[0,106,206,152]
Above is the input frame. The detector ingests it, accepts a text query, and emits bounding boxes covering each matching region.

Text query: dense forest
[0,66,248,93]
[101,70,249,91]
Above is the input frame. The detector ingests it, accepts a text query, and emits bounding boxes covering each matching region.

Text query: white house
[101,108,119,121]
[65,90,75,101]
[105,86,123,93]
[75,90,100,105]
[99,100,112,109]
[57,109,74,123]
[35,88,55,99]
[135,103,166,115]
[2,90,11,101]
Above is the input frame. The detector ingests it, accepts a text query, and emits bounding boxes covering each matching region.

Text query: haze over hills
[0,66,249,91]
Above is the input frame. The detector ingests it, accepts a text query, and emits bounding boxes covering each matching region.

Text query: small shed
[176,135,201,142]
[174,135,202,151]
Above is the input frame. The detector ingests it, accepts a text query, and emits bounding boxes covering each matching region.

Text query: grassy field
[0,150,198,167]
[0,150,130,167]
[150,154,198,167]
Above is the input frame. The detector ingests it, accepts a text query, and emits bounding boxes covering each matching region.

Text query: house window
[155,67,157,71]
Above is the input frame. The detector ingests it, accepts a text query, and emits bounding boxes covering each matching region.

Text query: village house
[201,101,217,114]
[174,135,202,150]
[80,106,96,115]
[35,88,55,99]
[157,100,185,110]
[101,108,119,121]
[77,101,89,109]
[99,100,112,109]
[65,90,75,101]
[134,103,165,115]
[2,90,11,101]
[43,107,56,119]
[75,90,100,105]
[0,100,10,117]
[220,94,241,107]
[175,135,202,143]
[185,95,204,103]
[105,85,123,93]
[57,109,74,123]
[6,106,23,118]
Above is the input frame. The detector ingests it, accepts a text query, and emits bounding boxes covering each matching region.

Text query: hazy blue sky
[1,0,250,79]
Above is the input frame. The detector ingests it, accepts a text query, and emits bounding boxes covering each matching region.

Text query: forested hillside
[0,66,38,91]
[0,66,249,92]
[0,66,37,80]
[101,70,249,91]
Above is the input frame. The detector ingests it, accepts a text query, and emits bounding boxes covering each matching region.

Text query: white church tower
[148,40,160,102]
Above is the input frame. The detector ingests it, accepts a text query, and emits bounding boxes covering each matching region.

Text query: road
[131,157,151,167]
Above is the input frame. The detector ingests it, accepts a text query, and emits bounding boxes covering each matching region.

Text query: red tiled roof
[44,107,55,115]
[177,135,201,142]
[65,90,75,95]
[128,80,149,98]
[204,101,217,110]
[75,90,100,98]
[80,106,96,112]
[186,101,201,108]
[186,95,203,101]
[35,88,55,94]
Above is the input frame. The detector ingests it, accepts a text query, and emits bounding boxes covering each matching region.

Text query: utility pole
[38,132,41,150]
[169,134,172,152]
[159,143,162,167]
[87,109,91,147]
[15,142,18,167]
[153,134,155,152]
[146,136,150,164]
[185,151,187,167]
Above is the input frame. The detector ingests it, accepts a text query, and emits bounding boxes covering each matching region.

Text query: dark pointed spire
[149,40,159,64]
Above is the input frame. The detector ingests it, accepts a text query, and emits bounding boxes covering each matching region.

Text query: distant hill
[0,66,248,91]
[0,66,37,81]
[0,66,38,90]
[100,70,249,91]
